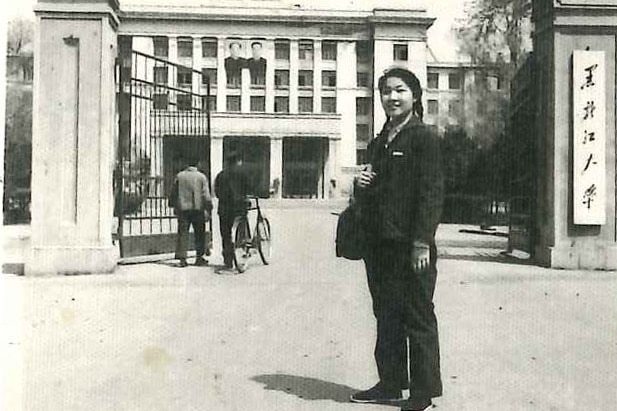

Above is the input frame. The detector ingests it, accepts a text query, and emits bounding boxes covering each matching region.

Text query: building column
[241,67,250,113]
[313,40,323,113]
[408,40,427,96]
[216,36,227,112]
[270,137,283,198]
[192,35,202,95]
[265,39,276,113]
[132,36,153,82]
[532,3,617,269]
[28,0,120,275]
[337,41,357,168]
[168,35,178,64]
[325,138,339,199]
[211,135,224,191]
[289,39,299,113]
[372,40,394,131]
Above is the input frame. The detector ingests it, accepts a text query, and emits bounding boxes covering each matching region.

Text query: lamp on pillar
[27,0,120,275]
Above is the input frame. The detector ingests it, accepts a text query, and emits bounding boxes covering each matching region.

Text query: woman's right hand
[357,164,376,188]
[357,170,376,188]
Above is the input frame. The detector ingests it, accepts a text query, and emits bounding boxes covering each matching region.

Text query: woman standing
[350,67,444,411]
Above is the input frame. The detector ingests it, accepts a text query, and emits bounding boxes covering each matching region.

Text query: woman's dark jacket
[357,117,444,247]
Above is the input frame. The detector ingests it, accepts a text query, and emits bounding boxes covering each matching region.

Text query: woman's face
[380,76,415,121]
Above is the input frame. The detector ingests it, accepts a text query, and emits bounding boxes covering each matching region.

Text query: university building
[118,1,437,198]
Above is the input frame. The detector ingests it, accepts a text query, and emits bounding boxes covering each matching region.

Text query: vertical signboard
[573,50,606,225]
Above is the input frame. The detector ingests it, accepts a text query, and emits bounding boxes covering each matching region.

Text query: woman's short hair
[377,66,424,120]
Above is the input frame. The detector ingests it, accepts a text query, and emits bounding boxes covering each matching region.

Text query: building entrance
[223,136,270,197]
[282,137,328,199]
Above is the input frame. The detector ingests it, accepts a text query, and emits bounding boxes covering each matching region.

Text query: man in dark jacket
[214,151,249,269]
[170,156,212,267]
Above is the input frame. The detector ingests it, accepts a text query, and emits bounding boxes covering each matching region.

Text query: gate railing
[115,39,211,258]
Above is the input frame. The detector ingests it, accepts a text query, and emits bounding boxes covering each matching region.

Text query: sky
[3,0,470,61]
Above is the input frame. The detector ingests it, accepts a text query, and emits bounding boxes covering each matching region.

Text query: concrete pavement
[1,206,616,411]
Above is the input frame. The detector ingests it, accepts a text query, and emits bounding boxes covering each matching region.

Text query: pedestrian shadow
[251,374,400,406]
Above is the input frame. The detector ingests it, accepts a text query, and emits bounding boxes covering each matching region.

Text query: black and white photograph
[1,0,617,410]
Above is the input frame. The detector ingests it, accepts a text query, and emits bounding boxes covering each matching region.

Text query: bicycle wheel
[256,217,272,265]
[232,217,251,273]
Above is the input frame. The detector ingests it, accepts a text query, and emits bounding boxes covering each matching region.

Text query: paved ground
[1,206,616,411]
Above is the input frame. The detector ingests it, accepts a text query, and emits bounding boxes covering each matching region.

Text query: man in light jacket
[170,156,212,267]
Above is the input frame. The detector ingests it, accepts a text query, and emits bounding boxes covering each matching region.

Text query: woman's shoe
[350,382,402,403]
[401,398,432,411]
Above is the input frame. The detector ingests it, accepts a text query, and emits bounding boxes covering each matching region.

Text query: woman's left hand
[411,245,430,272]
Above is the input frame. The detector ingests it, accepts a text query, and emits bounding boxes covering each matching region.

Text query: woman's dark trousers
[363,241,443,400]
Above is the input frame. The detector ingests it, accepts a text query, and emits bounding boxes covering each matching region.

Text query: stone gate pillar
[27,0,120,275]
[532,0,617,269]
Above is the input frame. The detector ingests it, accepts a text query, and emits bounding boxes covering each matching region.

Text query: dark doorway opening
[223,136,271,197]
[163,136,211,195]
[282,137,327,199]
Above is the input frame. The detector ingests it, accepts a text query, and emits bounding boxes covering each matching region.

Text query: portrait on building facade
[224,40,246,88]
[247,40,267,86]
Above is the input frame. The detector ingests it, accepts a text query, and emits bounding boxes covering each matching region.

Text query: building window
[275,96,289,113]
[201,37,218,58]
[448,99,461,116]
[153,37,168,57]
[250,96,265,112]
[275,69,290,88]
[298,96,313,113]
[275,39,290,60]
[298,70,313,88]
[487,74,504,90]
[393,44,408,61]
[356,97,371,116]
[356,149,368,165]
[357,72,370,88]
[299,40,314,61]
[356,41,370,63]
[177,37,193,58]
[153,66,168,84]
[204,95,217,112]
[321,97,336,113]
[153,93,169,110]
[427,73,439,89]
[322,71,336,88]
[356,124,370,142]
[226,95,241,112]
[201,68,217,85]
[448,73,461,89]
[177,94,192,111]
[177,67,192,86]
[427,99,439,115]
[322,41,337,60]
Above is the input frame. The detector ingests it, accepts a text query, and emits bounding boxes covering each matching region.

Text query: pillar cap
[37,0,119,11]
[35,0,120,28]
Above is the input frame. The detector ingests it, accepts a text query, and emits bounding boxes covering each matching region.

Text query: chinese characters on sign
[573,50,605,224]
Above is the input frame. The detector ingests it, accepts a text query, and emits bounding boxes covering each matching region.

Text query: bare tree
[7,16,34,56]
[456,0,532,70]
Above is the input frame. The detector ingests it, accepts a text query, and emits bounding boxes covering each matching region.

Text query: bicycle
[231,195,272,273]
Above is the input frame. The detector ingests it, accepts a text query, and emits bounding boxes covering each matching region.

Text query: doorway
[223,136,271,197]
[282,137,328,198]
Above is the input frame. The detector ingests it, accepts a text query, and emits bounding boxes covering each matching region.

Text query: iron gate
[114,37,212,258]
